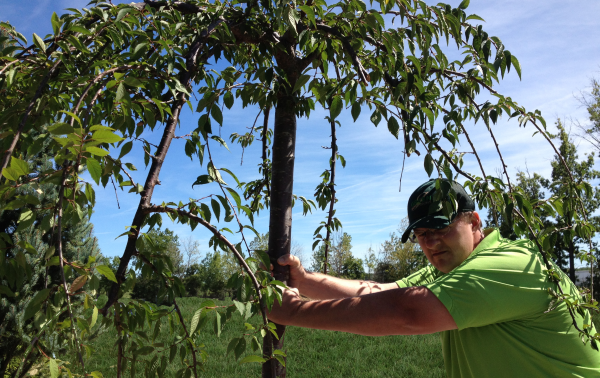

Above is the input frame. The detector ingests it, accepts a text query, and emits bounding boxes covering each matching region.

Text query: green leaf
[424,154,434,177]
[190,308,202,335]
[86,146,109,157]
[124,77,144,88]
[1,167,18,181]
[387,116,400,139]
[223,91,234,109]
[330,96,343,120]
[90,306,98,329]
[116,82,127,101]
[211,104,223,126]
[51,12,61,35]
[233,300,245,316]
[458,0,470,9]
[96,265,118,283]
[210,135,229,151]
[192,175,213,187]
[225,187,241,208]
[239,355,265,364]
[351,103,361,121]
[298,5,316,27]
[511,55,522,80]
[116,7,132,22]
[465,14,485,22]
[93,130,123,144]
[219,167,240,186]
[234,337,246,360]
[292,74,311,93]
[370,110,382,126]
[24,288,51,321]
[48,122,75,135]
[9,157,29,176]
[0,285,15,298]
[87,158,102,185]
[365,13,379,30]
[214,311,222,337]
[211,198,221,222]
[135,346,154,356]
[423,108,435,128]
[119,141,133,159]
[69,25,92,36]
[32,33,46,53]
[49,359,59,378]
[227,338,239,356]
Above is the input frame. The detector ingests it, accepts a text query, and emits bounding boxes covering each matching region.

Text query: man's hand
[276,254,307,290]
[267,286,302,325]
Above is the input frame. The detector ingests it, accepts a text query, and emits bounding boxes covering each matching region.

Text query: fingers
[277,254,298,267]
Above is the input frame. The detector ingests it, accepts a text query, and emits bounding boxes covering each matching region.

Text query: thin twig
[205,140,251,257]
[55,162,86,369]
[110,176,121,209]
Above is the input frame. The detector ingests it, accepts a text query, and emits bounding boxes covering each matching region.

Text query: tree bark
[262,90,296,378]
[569,239,576,283]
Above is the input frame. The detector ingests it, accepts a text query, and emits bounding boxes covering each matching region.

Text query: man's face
[413,212,480,274]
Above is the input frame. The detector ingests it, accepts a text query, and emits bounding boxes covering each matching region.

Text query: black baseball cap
[401,179,475,243]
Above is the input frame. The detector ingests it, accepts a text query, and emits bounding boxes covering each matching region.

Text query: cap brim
[401,215,453,243]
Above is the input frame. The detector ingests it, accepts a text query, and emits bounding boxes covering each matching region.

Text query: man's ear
[471,212,481,230]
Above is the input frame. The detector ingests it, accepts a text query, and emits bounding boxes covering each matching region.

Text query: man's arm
[278,254,398,299]
[268,286,457,336]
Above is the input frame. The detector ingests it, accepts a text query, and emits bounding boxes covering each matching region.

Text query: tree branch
[315,23,369,84]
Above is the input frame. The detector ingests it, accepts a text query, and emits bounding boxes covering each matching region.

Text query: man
[268,179,600,377]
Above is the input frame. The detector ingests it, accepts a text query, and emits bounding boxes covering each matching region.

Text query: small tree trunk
[262,91,296,377]
[569,239,576,283]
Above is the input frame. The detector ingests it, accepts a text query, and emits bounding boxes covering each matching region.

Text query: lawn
[65,297,445,377]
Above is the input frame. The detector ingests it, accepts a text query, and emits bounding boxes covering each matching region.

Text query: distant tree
[576,78,600,152]
[340,256,365,280]
[486,170,550,241]
[364,247,378,280]
[374,218,426,283]
[181,236,202,273]
[544,122,600,282]
[184,250,240,298]
[130,228,185,303]
[311,231,354,276]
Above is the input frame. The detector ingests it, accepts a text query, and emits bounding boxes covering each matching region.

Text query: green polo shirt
[397,229,600,377]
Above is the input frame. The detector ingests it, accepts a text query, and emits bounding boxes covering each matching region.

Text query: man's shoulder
[459,229,545,276]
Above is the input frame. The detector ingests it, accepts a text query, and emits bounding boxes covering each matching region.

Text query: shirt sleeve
[424,242,553,330]
[396,265,440,288]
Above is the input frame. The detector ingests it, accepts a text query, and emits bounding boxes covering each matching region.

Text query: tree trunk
[569,239,576,283]
[262,91,296,377]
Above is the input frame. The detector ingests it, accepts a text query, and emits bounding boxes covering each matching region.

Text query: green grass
[65,297,445,377]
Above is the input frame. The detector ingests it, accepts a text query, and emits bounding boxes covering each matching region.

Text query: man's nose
[424,234,442,249]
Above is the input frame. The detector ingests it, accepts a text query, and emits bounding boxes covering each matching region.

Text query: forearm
[276,286,456,336]
[298,271,397,300]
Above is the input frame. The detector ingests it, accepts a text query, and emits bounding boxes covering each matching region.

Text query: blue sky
[2,0,600,264]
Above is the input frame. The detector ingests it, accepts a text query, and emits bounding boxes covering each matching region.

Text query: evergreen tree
[0,136,100,377]
[543,122,600,282]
